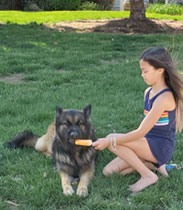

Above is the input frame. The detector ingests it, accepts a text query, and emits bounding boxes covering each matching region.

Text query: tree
[124,0,159,33]
[129,0,146,21]
[99,0,171,33]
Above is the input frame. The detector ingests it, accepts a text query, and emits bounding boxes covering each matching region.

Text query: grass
[0,10,183,25]
[0,11,130,24]
[0,12,183,210]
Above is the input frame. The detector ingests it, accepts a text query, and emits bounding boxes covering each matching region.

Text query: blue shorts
[146,136,175,168]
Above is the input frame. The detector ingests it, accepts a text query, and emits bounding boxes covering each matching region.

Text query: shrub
[97,0,115,10]
[0,0,23,10]
[83,0,115,10]
[157,0,165,3]
[79,1,101,10]
[147,3,183,15]
[35,0,81,11]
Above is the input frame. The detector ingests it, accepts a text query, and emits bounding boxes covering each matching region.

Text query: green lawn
[0,12,183,210]
[0,10,183,24]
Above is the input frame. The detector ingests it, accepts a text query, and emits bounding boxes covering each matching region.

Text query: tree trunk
[129,0,146,21]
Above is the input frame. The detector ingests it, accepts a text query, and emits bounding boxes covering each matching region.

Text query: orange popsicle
[75,139,92,146]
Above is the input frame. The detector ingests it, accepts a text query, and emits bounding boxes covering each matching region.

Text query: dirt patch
[45,18,183,34]
[0,73,24,84]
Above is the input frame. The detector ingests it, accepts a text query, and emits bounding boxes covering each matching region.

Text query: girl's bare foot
[156,164,169,177]
[144,162,169,177]
[128,173,158,192]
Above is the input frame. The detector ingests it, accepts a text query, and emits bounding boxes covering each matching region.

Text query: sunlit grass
[0,10,183,25]
[0,11,129,24]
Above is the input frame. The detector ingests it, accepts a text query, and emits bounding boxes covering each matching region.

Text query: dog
[5,104,97,197]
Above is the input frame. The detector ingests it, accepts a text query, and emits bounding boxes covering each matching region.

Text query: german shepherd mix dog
[5,105,97,197]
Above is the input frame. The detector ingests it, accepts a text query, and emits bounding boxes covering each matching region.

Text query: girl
[92,47,183,192]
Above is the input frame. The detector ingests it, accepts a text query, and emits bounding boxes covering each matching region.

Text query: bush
[83,0,115,10]
[35,0,81,11]
[79,1,101,10]
[147,3,183,15]
[0,0,24,10]
[96,0,115,10]
[157,0,165,3]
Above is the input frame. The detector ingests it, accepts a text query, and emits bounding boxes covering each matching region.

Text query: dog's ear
[83,104,91,118]
[55,106,63,117]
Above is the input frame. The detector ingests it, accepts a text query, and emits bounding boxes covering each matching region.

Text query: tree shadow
[92,18,183,34]
[43,18,183,34]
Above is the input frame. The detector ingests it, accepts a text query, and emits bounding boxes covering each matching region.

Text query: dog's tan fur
[35,121,55,156]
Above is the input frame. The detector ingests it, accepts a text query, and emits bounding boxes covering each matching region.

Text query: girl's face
[139,59,163,86]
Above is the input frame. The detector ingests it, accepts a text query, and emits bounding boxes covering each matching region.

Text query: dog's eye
[77,120,84,126]
[62,120,71,126]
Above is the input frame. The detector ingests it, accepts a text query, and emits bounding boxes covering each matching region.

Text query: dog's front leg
[60,171,74,196]
[77,165,94,197]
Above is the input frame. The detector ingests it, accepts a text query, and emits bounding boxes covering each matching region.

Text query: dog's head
[55,104,94,146]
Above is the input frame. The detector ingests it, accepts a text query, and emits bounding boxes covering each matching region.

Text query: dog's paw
[76,186,88,197]
[63,186,75,196]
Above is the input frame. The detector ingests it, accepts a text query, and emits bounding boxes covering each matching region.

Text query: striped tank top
[144,88,176,142]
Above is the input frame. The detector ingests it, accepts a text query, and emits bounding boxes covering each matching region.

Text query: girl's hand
[92,138,110,150]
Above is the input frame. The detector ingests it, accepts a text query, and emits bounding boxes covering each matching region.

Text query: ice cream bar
[75,139,92,146]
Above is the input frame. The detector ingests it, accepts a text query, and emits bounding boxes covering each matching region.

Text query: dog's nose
[70,131,79,139]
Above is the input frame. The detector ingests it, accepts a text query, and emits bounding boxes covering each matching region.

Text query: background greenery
[1,0,183,12]
[0,11,183,210]
[35,0,82,11]
[147,3,183,15]
[0,0,115,11]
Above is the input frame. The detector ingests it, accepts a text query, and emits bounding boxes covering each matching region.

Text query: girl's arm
[92,92,175,150]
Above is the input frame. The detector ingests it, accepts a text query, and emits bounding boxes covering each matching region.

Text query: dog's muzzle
[69,131,79,144]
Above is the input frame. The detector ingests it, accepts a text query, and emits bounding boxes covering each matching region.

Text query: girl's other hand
[92,138,110,150]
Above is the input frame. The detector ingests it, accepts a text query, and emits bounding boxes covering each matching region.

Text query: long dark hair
[140,47,183,131]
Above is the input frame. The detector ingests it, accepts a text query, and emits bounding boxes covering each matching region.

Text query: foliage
[157,0,165,3]
[0,0,23,10]
[147,3,183,15]
[35,0,81,11]
[79,1,102,10]
[86,0,115,10]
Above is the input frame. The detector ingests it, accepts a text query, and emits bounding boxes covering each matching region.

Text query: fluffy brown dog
[5,105,97,197]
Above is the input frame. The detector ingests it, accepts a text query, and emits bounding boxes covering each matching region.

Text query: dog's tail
[4,130,40,149]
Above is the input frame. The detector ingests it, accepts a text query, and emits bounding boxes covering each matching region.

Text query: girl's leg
[108,138,159,192]
[128,162,169,177]
[120,164,168,176]
[103,157,131,176]
[103,159,152,176]
[103,157,168,176]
